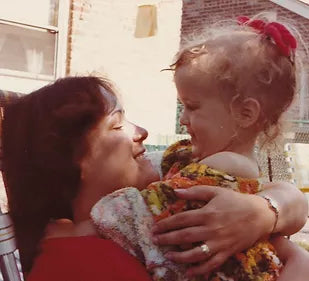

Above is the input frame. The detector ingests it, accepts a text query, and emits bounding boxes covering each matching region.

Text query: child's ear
[230,96,261,128]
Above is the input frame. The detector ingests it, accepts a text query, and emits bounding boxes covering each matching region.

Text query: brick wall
[176,0,309,134]
[67,0,183,144]
[181,0,309,50]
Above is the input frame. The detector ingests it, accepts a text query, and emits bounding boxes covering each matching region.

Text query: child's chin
[191,146,200,159]
[192,146,210,161]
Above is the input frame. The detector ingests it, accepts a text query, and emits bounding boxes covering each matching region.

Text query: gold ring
[200,243,210,255]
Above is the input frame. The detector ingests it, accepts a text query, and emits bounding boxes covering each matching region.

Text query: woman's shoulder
[28,236,151,281]
[39,235,121,253]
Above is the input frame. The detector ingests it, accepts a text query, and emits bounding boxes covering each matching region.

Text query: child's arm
[199,151,260,178]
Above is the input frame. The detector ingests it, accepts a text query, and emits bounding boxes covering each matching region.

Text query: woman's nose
[133,125,148,142]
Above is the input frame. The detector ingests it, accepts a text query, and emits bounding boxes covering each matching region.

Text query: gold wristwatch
[260,195,279,234]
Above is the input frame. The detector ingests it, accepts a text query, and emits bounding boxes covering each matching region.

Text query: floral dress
[91,140,281,281]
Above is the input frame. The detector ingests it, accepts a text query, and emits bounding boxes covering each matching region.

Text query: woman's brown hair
[2,76,116,274]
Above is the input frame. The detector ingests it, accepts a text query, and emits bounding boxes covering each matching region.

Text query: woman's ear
[230,96,261,128]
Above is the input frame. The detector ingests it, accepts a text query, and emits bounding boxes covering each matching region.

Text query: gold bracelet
[260,195,279,234]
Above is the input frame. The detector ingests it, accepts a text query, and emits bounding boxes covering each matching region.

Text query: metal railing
[0,210,21,281]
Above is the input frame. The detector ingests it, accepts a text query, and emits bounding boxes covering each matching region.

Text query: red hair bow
[237,16,297,57]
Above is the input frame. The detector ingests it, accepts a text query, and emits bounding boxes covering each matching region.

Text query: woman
[2,76,158,280]
[1,76,307,280]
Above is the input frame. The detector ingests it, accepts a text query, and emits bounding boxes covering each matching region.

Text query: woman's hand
[152,185,276,277]
[272,236,309,281]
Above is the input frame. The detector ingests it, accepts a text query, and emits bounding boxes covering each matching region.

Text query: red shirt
[28,236,152,281]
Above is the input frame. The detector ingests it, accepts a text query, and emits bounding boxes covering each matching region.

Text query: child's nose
[180,111,188,126]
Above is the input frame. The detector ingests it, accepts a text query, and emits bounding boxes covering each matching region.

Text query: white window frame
[0,0,70,93]
[270,0,309,19]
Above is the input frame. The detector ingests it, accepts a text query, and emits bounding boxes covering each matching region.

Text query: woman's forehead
[98,85,121,112]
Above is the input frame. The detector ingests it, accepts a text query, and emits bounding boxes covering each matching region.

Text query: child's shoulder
[199,151,259,178]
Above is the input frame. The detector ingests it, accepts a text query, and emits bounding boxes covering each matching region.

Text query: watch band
[260,195,279,234]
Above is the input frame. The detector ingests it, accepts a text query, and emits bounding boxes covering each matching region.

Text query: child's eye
[113,125,123,130]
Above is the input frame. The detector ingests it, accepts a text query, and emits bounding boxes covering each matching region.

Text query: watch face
[264,196,279,213]
[270,199,279,210]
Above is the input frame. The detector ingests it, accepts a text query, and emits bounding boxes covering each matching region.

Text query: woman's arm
[259,181,308,236]
[272,236,309,281]
[152,183,308,277]
[201,152,308,235]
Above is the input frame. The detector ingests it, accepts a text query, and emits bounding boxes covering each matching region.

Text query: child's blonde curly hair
[170,12,305,146]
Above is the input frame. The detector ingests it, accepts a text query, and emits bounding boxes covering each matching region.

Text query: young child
[91,15,299,281]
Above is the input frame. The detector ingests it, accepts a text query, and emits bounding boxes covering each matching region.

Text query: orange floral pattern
[140,140,281,281]
[92,140,282,281]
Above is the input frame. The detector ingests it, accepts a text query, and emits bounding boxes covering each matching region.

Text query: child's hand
[152,185,275,277]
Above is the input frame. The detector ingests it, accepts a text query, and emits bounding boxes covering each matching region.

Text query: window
[0,24,57,78]
[0,0,70,92]
[134,5,157,38]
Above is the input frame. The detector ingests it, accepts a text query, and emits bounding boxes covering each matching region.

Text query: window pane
[0,0,59,27]
[135,5,157,38]
[0,24,56,76]
[285,143,309,190]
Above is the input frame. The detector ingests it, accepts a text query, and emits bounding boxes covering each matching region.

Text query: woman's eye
[113,125,123,130]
